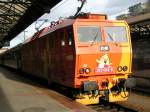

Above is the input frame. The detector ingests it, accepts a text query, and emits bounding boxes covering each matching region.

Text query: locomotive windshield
[77,26,101,42]
[104,26,128,43]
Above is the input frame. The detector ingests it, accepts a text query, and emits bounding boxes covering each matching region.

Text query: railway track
[88,100,137,112]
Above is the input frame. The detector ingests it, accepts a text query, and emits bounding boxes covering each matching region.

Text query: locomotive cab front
[73,14,132,104]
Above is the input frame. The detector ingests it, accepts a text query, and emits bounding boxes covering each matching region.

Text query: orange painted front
[73,19,132,89]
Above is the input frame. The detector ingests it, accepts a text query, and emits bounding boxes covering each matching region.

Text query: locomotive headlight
[100,45,109,51]
[79,68,84,74]
[123,66,128,71]
[79,68,91,74]
[85,68,91,74]
[117,66,122,72]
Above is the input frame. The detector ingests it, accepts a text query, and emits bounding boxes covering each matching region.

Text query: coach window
[77,26,101,42]
[67,27,73,46]
[61,31,65,46]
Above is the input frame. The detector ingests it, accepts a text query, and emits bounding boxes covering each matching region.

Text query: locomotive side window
[67,27,73,46]
[104,26,128,42]
[61,31,65,46]
[77,26,101,42]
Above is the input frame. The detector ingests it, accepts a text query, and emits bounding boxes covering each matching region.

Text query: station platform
[117,92,150,112]
[0,67,95,112]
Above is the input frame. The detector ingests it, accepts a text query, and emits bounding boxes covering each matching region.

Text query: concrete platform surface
[0,67,95,112]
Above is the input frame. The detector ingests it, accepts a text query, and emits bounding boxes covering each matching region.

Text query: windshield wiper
[107,32,119,46]
[90,31,99,46]
[107,32,114,42]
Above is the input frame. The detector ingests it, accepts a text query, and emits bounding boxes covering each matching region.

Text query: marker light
[79,68,91,74]
[79,68,84,74]
[117,66,122,72]
[85,68,91,74]
[123,66,128,71]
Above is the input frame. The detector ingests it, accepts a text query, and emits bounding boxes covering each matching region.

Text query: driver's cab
[73,14,132,78]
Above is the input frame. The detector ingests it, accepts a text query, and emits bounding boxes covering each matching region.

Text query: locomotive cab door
[47,32,56,84]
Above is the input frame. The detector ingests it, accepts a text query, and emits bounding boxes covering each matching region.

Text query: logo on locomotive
[96,54,113,73]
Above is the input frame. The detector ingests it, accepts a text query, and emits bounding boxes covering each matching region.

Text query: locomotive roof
[22,19,75,45]
[22,14,126,45]
[40,19,75,37]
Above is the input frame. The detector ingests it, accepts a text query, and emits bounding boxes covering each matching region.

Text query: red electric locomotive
[0,14,132,105]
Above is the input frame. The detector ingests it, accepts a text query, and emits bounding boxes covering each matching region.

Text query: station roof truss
[0,0,60,48]
[0,0,32,43]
